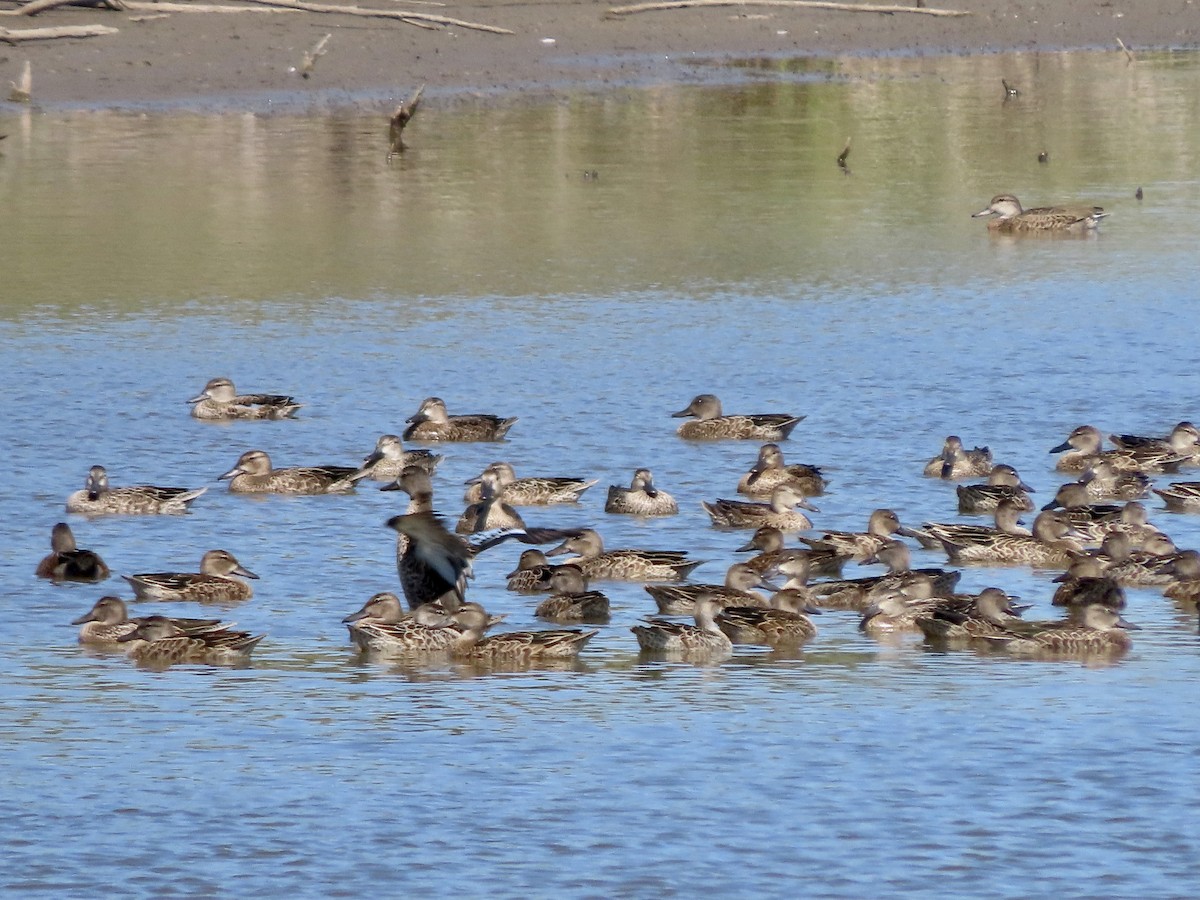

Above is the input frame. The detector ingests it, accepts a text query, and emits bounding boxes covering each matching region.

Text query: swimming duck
[534,566,611,622]
[1050,556,1127,611]
[735,443,827,498]
[1075,461,1152,502]
[187,377,301,420]
[456,468,525,534]
[1154,482,1200,512]
[956,464,1036,514]
[984,604,1136,657]
[632,595,733,657]
[36,522,110,583]
[386,512,475,610]
[702,484,818,532]
[604,468,678,516]
[464,461,596,505]
[1050,425,1186,474]
[735,526,844,579]
[451,603,596,660]
[219,449,365,494]
[644,562,772,615]
[909,499,1032,552]
[798,508,911,561]
[1042,482,1135,521]
[923,436,993,479]
[123,549,259,603]
[1087,531,1179,587]
[71,596,223,646]
[341,592,462,655]
[1050,500,1165,549]
[117,615,265,665]
[546,529,704,582]
[716,590,819,646]
[672,394,804,441]
[354,434,442,482]
[938,510,1084,567]
[914,587,1027,642]
[1163,550,1200,604]
[505,549,559,593]
[859,582,946,636]
[972,194,1108,232]
[66,465,207,515]
[808,541,960,611]
[402,396,517,442]
[1110,421,1200,462]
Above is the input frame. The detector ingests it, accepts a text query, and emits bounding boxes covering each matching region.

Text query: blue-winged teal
[36,522,110,583]
[972,194,1107,232]
[716,590,819,646]
[938,510,1083,567]
[644,562,771,616]
[219,449,365,494]
[534,566,611,622]
[799,508,910,561]
[915,587,1027,642]
[1048,499,1165,549]
[117,615,264,665]
[1154,482,1200,512]
[984,604,1136,657]
[546,529,704,582]
[1164,550,1200,604]
[1110,421,1200,462]
[385,512,474,610]
[956,464,1036,514]
[506,549,559,593]
[451,603,596,659]
[632,595,733,657]
[464,462,596,505]
[923,436,993,479]
[354,434,442,482]
[859,581,945,636]
[123,549,259,603]
[66,465,207,515]
[456,468,526,534]
[604,468,678,516]
[702,484,818,532]
[71,596,222,646]
[1074,461,1152,502]
[342,592,462,655]
[1050,557,1127,611]
[672,394,804,441]
[403,396,517,442]
[909,499,1031,552]
[736,526,844,579]
[1050,424,1186,474]
[736,443,826,498]
[1087,531,1179,587]
[809,541,961,610]
[187,377,300,420]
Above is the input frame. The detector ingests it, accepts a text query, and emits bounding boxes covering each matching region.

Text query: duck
[1075,461,1152,502]
[456,468,525,534]
[385,512,475,610]
[956,464,1036,514]
[219,449,366,494]
[402,396,517,442]
[1050,424,1186,474]
[546,529,704,582]
[859,583,946,636]
[735,526,844,579]
[915,588,1028,642]
[505,549,562,593]
[798,508,911,561]
[341,592,462,655]
[534,566,611,622]
[716,591,819,646]
[983,604,1136,657]
[187,377,300,420]
[604,468,678,516]
[117,615,265,665]
[632,595,733,657]
[66,465,207,515]
[1163,550,1200,604]
[123,549,259,603]
[735,443,827,498]
[1051,500,1165,549]
[353,434,442,482]
[923,436,993,479]
[1154,481,1200,512]
[671,394,804,441]
[36,522,110,583]
[71,596,222,646]
[644,562,772,615]
[451,603,596,660]
[971,194,1108,232]
[463,461,596,505]
[1087,531,1179,587]
[1050,556,1127,611]
[808,541,960,611]
[701,484,818,532]
[937,510,1084,568]
[1042,482,1138,522]
[1110,421,1200,461]
[909,498,1032,552]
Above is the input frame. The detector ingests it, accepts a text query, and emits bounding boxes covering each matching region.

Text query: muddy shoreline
[0,0,1197,111]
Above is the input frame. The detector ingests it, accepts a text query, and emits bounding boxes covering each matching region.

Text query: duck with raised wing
[451,603,596,660]
[956,464,1036,514]
[534,566,611,622]
[546,529,704,582]
[386,512,475,610]
[645,562,772,615]
[672,394,804,441]
[71,596,223,646]
[354,434,442,482]
[123,549,259,603]
[632,595,733,657]
[342,592,463,655]
[464,461,596,505]
[604,468,678,516]
[402,396,517,442]
[66,465,207,515]
[702,484,818,532]
[799,508,911,561]
[736,443,827,498]
[972,194,1107,232]
[985,604,1136,657]
[915,588,1027,643]
[923,436,993,479]
[219,449,365,494]
[1050,424,1186,474]
[117,615,264,665]
[1110,421,1200,463]
[187,377,300,420]
[36,522,110,583]
[1154,482,1200,512]
[736,526,843,578]
[716,590,819,646]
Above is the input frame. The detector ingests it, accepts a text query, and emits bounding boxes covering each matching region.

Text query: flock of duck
[43,375,1200,668]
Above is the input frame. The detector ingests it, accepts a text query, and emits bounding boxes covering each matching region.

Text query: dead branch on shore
[300,31,330,78]
[8,59,30,100]
[243,0,513,34]
[607,0,970,18]
[1116,36,1136,64]
[4,0,124,16]
[1,23,117,41]
[388,83,424,160]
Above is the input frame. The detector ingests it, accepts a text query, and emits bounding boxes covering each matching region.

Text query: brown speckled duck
[604,468,678,516]
[923,436,993,479]
[219,449,365,494]
[632,596,734,657]
[117,615,264,665]
[534,566,611,622]
[644,562,771,616]
[735,443,826,498]
[36,522,110,583]
[702,484,818,532]
[956,464,1036,514]
[451,603,596,660]
[66,465,207,515]
[546,529,704,582]
[187,377,300,420]
[123,549,259,603]
[972,194,1107,232]
[402,396,517,442]
[672,394,804,441]
[71,596,222,646]
[353,434,442,482]
[464,461,596,505]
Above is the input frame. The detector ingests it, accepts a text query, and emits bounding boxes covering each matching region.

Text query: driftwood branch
[1,23,118,41]
[4,0,124,16]
[8,58,30,100]
[243,0,513,34]
[300,31,330,77]
[608,0,970,17]
[388,82,423,159]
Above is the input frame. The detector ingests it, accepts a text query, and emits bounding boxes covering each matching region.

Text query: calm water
[4,50,1200,897]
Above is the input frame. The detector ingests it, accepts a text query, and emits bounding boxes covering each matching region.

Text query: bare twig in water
[608,1,970,18]
[301,32,330,78]
[388,83,425,160]
[836,137,851,175]
[1116,36,1136,64]
[7,59,30,100]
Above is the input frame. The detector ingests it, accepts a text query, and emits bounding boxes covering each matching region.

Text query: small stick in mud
[8,60,31,102]
[301,32,330,78]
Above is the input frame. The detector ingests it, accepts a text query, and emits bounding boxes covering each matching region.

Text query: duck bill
[342,608,370,624]
[70,611,98,625]
[116,630,142,643]
[361,450,385,468]
[971,207,994,218]
[1041,499,1061,511]
[234,565,259,580]
[544,539,573,557]
[217,467,242,481]
[1117,617,1140,630]
[186,392,208,404]
[1049,440,1072,454]
[797,498,820,513]
[734,537,758,552]
[669,407,693,418]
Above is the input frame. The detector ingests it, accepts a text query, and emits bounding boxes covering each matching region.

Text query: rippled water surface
[4,50,1200,897]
